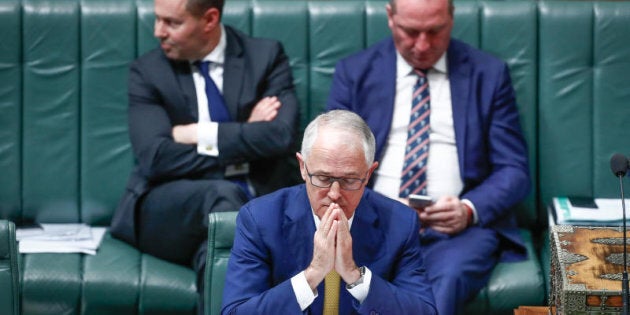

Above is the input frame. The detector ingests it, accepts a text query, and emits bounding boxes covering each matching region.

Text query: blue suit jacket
[327,38,529,261]
[222,185,437,315]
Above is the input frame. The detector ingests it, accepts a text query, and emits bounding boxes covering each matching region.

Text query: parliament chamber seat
[1,0,630,314]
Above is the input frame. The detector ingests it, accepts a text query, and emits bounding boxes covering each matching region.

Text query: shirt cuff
[461,199,478,225]
[196,121,219,156]
[347,267,372,303]
[290,271,317,311]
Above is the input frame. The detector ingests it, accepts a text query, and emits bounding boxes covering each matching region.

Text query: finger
[265,109,279,121]
[329,219,339,240]
[320,203,337,234]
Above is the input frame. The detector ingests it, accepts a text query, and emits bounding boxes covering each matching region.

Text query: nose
[414,32,430,52]
[154,20,166,39]
[327,181,342,201]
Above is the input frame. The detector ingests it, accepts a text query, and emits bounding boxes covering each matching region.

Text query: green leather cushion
[21,232,197,315]
[465,230,545,314]
[205,212,239,315]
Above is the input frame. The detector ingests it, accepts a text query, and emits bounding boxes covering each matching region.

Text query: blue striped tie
[400,69,430,198]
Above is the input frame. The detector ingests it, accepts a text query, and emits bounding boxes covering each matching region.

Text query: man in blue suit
[327,0,530,314]
[222,110,437,314]
[110,0,299,313]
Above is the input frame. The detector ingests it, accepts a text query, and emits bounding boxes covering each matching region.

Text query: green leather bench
[1,0,630,314]
[536,0,630,299]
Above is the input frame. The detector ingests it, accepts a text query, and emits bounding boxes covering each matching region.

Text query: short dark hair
[186,0,224,18]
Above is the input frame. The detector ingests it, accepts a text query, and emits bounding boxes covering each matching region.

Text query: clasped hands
[171,96,281,144]
[408,196,470,235]
[304,203,362,291]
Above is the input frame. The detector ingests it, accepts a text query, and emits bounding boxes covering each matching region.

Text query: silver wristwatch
[346,266,366,289]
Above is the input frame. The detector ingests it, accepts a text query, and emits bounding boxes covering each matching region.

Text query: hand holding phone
[408,194,435,209]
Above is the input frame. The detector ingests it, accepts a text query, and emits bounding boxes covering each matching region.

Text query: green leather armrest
[205,211,239,315]
[0,220,20,315]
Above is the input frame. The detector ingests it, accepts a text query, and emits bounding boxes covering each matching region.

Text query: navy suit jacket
[110,25,300,246]
[222,185,437,315]
[327,38,529,261]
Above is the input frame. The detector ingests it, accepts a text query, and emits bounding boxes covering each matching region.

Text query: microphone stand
[620,174,629,315]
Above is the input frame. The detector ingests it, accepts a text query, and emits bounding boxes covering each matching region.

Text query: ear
[386,3,395,31]
[201,7,221,32]
[295,152,308,182]
[365,161,379,183]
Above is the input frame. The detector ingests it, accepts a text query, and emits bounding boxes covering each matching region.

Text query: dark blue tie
[195,61,231,122]
[400,69,430,198]
[195,61,252,200]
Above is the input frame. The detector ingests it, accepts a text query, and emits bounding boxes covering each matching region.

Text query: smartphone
[408,194,435,209]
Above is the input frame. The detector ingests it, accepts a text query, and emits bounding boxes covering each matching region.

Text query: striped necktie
[323,270,340,315]
[399,69,430,198]
[194,60,231,122]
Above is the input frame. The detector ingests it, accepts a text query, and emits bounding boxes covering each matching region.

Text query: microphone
[611,153,630,315]
[612,153,630,177]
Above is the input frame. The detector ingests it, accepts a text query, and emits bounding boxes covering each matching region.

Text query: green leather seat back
[22,0,81,223]
[539,1,630,205]
[537,2,630,298]
[251,1,310,130]
[0,220,19,315]
[477,1,539,228]
[81,0,135,226]
[11,1,198,314]
[0,0,21,223]
[205,211,239,315]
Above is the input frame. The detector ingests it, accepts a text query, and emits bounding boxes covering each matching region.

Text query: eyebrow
[312,170,364,178]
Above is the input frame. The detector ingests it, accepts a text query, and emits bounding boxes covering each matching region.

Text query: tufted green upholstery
[1,0,630,314]
[204,212,239,315]
[0,220,20,315]
[537,1,630,299]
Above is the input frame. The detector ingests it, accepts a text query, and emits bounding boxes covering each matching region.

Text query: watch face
[346,266,366,289]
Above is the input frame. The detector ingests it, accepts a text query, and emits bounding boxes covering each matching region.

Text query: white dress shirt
[372,52,478,221]
[191,24,227,157]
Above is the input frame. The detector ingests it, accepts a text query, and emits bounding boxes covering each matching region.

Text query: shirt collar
[395,51,448,78]
[198,24,227,65]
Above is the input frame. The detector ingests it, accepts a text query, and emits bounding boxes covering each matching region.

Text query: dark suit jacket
[327,38,529,261]
[110,25,300,246]
[222,185,437,315]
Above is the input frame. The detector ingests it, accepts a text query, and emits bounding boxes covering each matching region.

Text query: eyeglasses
[304,164,367,191]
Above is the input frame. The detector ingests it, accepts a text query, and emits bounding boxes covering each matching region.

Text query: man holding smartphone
[326,0,530,313]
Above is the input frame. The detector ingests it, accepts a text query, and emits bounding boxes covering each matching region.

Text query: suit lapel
[447,40,471,175]
[282,187,316,280]
[222,26,244,121]
[172,59,199,120]
[350,194,386,267]
[339,193,385,314]
[373,41,398,161]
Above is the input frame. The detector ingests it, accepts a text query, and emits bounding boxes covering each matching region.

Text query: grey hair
[301,110,376,166]
[389,0,454,16]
